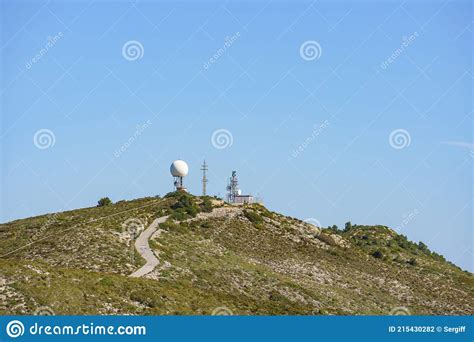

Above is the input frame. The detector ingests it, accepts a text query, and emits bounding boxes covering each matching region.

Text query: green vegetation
[342,224,460,270]
[243,209,263,225]
[0,197,169,275]
[371,250,384,259]
[0,196,472,315]
[97,197,112,207]
[199,197,213,213]
[168,192,200,221]
[250,203,275,220]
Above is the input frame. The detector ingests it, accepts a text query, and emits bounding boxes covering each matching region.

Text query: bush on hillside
[169,192,200,220]
[243,210,263,225]
[97,197,112,207]
[170,210,188,221]
[417,241,430,255]
[200,197,213,213]
[371,250,384,259]
[257,206,274,219]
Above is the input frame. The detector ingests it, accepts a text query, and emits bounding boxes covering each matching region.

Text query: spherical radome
[237,189,242,195]
[170,160,189,177]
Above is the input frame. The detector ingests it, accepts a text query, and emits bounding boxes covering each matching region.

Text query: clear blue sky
[1,0,472,271]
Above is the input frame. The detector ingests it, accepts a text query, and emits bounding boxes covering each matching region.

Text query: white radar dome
[170,160,189,177]
[237,189,242,195]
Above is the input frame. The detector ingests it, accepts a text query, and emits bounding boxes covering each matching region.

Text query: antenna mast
[226,171,239,203]
[201,160,208,196]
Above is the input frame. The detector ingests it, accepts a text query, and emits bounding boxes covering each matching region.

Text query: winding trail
[129,216,168,278]
[129,207,237,278]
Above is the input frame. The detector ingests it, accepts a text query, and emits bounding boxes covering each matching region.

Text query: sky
[0,0,472,271]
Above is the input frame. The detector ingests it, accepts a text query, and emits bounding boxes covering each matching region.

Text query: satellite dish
[170,160,189,177]
[237,189,242,195]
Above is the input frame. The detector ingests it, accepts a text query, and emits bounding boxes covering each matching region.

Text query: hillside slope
[0,194,472,315]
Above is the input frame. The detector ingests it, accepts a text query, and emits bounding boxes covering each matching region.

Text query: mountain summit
[1,193,472,315]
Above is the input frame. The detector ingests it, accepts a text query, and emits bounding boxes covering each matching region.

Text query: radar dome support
[170,160,189,192]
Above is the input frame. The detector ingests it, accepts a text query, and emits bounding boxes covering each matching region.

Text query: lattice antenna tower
[201,160,208,196]
[226,171,239,203]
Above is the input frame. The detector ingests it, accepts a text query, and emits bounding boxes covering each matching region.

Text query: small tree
[344,221,352,232]
[97,197,112,207]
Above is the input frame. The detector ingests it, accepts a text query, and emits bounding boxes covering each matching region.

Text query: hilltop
[0,193,472,315]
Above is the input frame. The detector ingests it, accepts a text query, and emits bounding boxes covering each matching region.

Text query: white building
[233,194,255,204]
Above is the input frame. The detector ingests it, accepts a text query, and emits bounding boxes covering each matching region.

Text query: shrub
[185,205,198,217]
[164,191,181,199]
[200,197,213,213]
[97,197,112,207]
[407,258,418,266]
[432,251,446,262]
[371,250,384,259]
[259,208,274,219]
[160,219,179,231]
[417,241,430,255]
[344,222,352,232]
[170,210,188,221]
[243,210,263,225]
[170,193,200,220]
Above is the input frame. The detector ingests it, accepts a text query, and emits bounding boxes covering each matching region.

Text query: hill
[0,193,472,315]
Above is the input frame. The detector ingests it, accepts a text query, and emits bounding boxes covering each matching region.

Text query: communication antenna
[201,160,208,196]
[226,171,239,203]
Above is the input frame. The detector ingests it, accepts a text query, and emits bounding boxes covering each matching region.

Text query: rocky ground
[0,194,472,315]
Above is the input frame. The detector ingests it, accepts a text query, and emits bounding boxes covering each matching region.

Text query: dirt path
[129,216,168,278]
[129,207,239,278]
